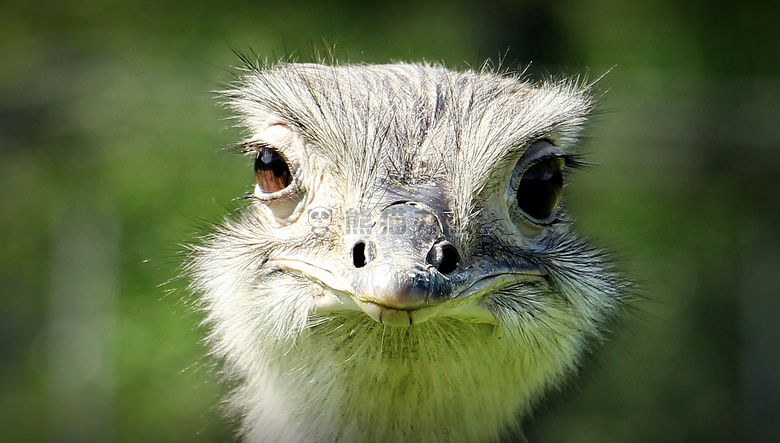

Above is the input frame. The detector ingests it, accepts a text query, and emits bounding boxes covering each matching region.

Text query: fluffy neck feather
[221,310,580,442]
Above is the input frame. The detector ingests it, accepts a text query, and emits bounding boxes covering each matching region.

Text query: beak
[347,202,460,326]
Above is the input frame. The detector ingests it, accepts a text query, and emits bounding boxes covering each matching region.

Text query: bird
[187,61,627,442]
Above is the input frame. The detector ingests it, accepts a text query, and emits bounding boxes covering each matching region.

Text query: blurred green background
[1,0,778,441]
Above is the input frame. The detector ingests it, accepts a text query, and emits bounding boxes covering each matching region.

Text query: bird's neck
[232,315,568,442]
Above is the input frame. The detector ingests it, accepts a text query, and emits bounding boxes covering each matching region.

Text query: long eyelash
[523,152,585,173]
[225,140,273,156]
[233,192,254,201]
[563,153,591,169]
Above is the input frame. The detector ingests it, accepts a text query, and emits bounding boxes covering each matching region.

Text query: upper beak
[347,202,460,326]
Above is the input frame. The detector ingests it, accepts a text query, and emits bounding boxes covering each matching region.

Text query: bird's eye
[254,147,292,193]
[516,157,564,221]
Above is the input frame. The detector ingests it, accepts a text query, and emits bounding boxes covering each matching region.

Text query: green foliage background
[1,0,778,441]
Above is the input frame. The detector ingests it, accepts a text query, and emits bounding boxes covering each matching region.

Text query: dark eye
[254,147,292,193]
[516,157,564,221]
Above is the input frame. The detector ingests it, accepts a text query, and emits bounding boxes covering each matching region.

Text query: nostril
[437,244,460,274]
[352,241,368,268]
[427,241,460,275]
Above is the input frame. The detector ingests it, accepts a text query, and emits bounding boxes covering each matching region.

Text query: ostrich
[188,62,627,442]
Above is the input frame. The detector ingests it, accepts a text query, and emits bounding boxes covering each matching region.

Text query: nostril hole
[437,244,459,274]
[428,242,460,275]
[352,241,367,268]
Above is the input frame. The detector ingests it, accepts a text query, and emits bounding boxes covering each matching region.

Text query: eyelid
[509,140,568,227]
[516,140,566,170]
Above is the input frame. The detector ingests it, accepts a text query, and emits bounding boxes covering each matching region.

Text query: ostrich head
[189,62,626,442]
